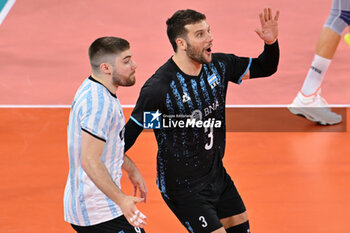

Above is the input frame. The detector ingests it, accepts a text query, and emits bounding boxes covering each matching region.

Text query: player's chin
[128,77,136,86]
[121,76,136,87]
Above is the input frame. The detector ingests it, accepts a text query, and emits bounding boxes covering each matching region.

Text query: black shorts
[71,215,146,233]
[162,168,246,233]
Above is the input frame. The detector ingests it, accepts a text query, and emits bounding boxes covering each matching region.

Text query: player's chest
[164,72,224,117]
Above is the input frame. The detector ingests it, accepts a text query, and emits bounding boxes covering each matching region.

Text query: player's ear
[175,37,187,51]
[100,63,112,75]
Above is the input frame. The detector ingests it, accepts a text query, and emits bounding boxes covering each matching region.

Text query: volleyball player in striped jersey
[125,9,279,233]
[64,37,147,233]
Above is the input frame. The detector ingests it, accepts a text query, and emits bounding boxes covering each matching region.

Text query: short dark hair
[88,37,130,72]
[166,9,206,52]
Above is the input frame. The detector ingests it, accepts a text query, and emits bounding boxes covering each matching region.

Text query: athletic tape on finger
[139,212,146,219]
[134,218,143,225]
[130,214,137,222]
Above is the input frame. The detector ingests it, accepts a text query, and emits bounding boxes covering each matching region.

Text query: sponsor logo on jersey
[204,100,219,117]
[182,92,191,103]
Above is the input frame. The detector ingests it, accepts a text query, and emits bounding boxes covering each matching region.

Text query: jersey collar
[88,76,118,99]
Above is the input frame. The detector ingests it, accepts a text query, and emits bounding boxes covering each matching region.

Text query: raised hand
[255,8,280,44]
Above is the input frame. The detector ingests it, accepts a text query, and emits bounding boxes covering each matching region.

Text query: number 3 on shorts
[199,216,208,228]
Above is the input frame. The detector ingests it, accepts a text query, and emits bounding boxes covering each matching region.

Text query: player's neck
[172,53,202,76]
[91,74,118,94]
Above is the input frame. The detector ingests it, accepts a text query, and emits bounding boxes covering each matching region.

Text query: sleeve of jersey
[249,40,280,78]
[215,53,251,85]
[124,81,162,152]
[124,119,143,152]
[80,100,112,142]
[129,81,162,127]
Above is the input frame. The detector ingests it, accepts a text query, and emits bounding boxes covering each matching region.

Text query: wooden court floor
[0,107,349,233]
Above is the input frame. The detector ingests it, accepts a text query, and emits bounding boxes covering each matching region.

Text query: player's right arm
[80,131,146,228]
[224,8,279,82]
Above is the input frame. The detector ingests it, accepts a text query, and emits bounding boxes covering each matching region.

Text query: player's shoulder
[212,52,249,68]
[76,77,113,104]
[73,77,93,101]
[142,58,175,92]
[212,52,239,62]
[151,58,176,81]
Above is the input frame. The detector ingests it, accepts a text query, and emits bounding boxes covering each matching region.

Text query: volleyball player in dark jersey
[125,9,280,233]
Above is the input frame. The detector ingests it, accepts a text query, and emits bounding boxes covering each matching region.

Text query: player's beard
[112,69,136,87]
[186,41,212,64]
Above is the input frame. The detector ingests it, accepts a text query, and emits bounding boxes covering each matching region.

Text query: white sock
[300,54,331,96]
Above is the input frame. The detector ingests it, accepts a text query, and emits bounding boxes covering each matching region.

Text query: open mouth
[206,47,211,53]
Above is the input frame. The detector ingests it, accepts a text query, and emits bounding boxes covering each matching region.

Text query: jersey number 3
[204,127,214,150]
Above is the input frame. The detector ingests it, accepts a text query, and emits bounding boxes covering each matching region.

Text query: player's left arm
[242,8,280,80]
[122,154,148,202]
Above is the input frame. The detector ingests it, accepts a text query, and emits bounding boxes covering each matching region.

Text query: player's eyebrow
[194,25,210,34]
[122,55,132,60]
[194,28,204,33]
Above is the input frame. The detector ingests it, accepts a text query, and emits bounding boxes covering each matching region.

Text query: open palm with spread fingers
[255,8,280,44]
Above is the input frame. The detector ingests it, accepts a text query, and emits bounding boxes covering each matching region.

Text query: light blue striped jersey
[64,76,125,226]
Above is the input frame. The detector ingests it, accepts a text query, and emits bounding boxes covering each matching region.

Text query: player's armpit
[241,70,250,80]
